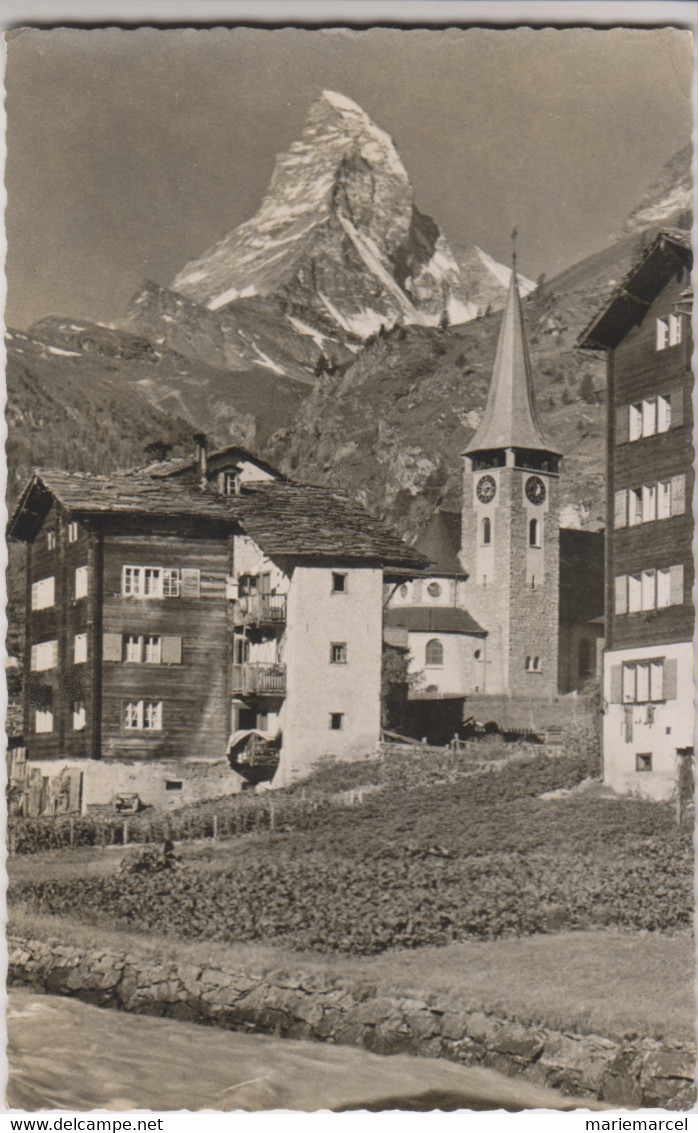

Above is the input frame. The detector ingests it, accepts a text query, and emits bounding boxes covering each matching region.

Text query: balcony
[233,594,287,627]
[231,662,286,696]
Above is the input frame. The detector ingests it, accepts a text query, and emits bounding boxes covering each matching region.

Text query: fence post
[123,819,129,846]
[69,818,75,848]
[269,797,275,832]
[213,814,218,841]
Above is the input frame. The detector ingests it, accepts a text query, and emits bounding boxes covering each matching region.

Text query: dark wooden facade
[100,530,232,760]
[604,264,693,652]
[24,508,237,764]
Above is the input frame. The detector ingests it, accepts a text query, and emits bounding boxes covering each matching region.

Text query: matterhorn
[128,91,526,381]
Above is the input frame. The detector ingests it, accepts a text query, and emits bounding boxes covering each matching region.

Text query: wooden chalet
[9,444,426,812]
[578,230,693,799]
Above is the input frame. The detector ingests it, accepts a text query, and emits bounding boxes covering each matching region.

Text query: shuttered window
[73,633,87,664]
[628,488,642,526]
[668,313,682,346]
[641,399,656,438]
[31,577,55,611]
[641,570,655,611]
[30,640,58,672]
[628,574,642,613]
[619,658,676,703]
[642,484,656,522]
[658,480,672,519]
[122,566,180,597]
[656,569,671,609]
[72,700,86,731]
[657,394,671,433]
[628,404,642,441]
[75,566,88,600]
[144,636,161,664]
[35,708,54,733]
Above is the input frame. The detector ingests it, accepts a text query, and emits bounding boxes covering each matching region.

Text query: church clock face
[525,475,546,505]
[476,475,497,503]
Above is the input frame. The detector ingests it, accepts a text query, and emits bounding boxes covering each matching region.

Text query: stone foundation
[8,935,696,1109]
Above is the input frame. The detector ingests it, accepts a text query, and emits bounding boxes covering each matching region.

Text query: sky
[4,22,694,329]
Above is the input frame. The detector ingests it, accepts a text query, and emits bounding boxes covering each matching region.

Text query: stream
[7,988,594,1112]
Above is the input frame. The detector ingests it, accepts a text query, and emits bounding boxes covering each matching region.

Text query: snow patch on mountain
[475,246,536,294]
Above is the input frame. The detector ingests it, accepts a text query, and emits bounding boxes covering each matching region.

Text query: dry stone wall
[8,935,695,1110]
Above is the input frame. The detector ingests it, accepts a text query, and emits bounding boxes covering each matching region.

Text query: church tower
[460,240,562,697]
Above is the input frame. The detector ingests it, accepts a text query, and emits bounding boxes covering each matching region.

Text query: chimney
[193,433,208,483]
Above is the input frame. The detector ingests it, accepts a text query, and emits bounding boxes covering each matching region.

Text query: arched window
[529,518,540,547]
[578,638,591,677]
[482,517,491,545]
[425,639,444,667]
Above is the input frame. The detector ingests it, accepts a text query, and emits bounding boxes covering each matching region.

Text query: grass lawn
[9,905,694,1044]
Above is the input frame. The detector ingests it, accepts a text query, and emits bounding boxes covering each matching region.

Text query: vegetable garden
[10,751,692,954]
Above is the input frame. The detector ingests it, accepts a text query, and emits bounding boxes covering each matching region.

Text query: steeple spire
[465,241,559,456]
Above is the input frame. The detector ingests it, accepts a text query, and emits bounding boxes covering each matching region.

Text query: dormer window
[223,471,241,496]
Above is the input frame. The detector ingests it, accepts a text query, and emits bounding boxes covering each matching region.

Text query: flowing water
[7,989,595,1112]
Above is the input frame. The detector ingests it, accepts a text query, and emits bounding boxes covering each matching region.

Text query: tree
[381,645,410,732]
[144,441,173,462]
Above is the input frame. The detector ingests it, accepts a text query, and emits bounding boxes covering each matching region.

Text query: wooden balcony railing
[233,595,287,626]
[231,662,286,696]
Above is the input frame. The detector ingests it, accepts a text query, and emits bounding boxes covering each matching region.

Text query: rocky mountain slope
[6,317,307,496]
[264,145,692,538]
[127,90,527,383]
[622,144,693,235]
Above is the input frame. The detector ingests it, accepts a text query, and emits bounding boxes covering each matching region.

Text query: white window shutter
[609,666,622,703]
[161,635,182,665]
[662,659,677,700]
[614,575,627,615]
[181,568,200,597]
[670,475,685,516]
[669,565,684,606]
[670,388,684,429]
[103,633,123,662]
[614,490,627,528]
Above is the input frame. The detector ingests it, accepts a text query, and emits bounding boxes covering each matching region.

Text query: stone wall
[8,935,695,1109]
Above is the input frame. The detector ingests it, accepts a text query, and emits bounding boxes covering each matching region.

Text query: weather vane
[511,226,518,268]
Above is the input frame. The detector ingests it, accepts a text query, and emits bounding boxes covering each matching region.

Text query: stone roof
[9,469,427,571]
[577,230,692,352]
[234,482,427,569]
[465,267,558,456]
[384,605,486,636]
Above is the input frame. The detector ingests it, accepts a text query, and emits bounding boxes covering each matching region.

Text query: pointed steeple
[465,242,559,456]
